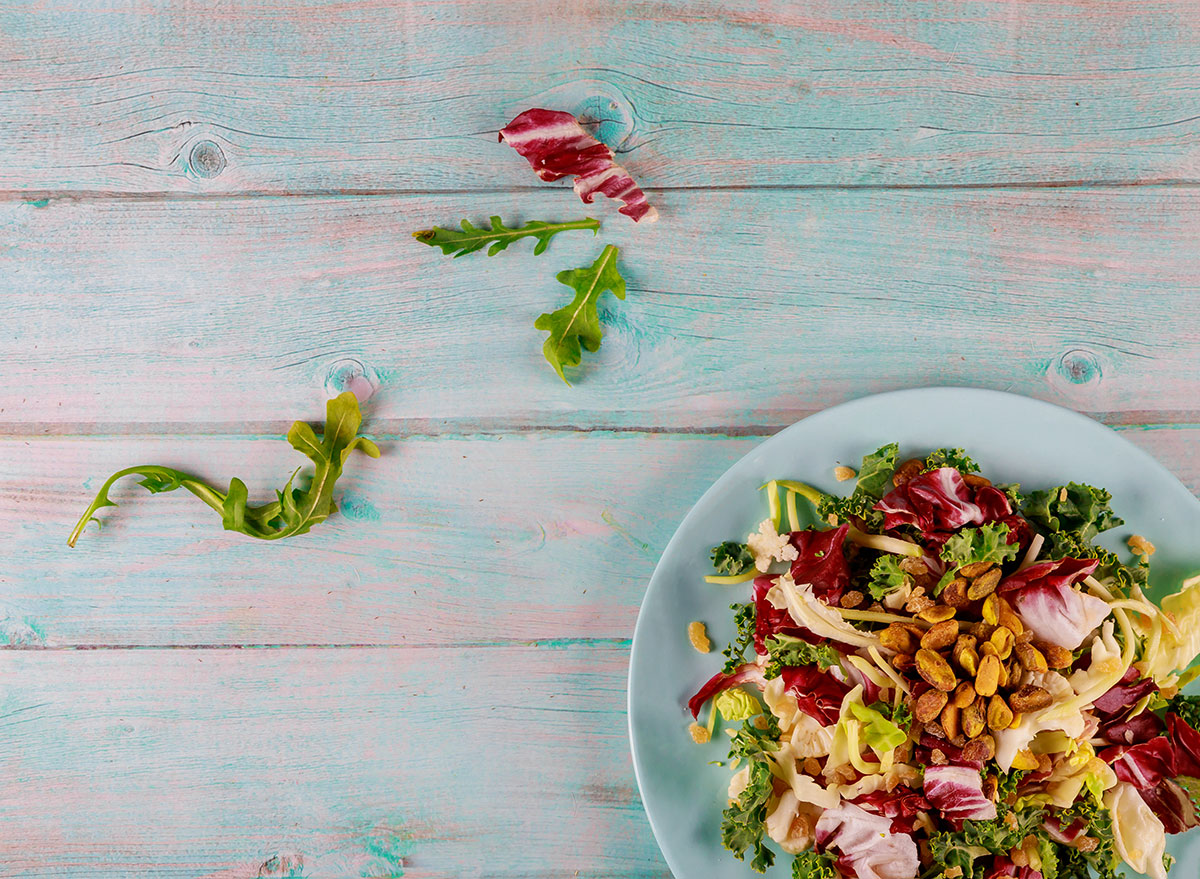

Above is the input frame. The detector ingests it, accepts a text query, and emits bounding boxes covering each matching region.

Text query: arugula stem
[67,466,225,547]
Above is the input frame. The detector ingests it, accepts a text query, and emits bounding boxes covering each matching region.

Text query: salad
[687,444,1200,879]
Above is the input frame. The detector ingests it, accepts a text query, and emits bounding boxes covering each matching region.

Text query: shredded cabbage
[714,688,763,722]
[768,574,883,651]
[1140,574,1200,684]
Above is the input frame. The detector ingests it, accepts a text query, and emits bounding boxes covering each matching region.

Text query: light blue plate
[628,388,1200,879]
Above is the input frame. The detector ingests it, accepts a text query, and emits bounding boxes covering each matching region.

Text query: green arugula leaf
[1024,482,1123,541]
[818,442,897,529]
[723,603,758,674]
[763,634,840,678]
[792,850,839,879]
[867,554,911,600]
[712,541,755,576]
[924,448,981,473]
[535,244,626,385]
[412,215,599,257]
[68,393,380,546]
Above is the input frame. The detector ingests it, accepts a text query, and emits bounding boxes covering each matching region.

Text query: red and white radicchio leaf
[686,663,765,718]
[999,558,1106,650]
[874,468,1003,533]
[781,665,852,726]
[789,524,852,604]
[922,764,998,824]
[498,109,658,223]
[815,801,920,879]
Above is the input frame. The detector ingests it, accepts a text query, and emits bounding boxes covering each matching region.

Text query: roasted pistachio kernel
[914,688,950,723]
[921,619,960,651]
[916,648,958,691]
[987,695,1014,731]
[975,654,1002,697]
[953,681,977,709]
[918,605,957,624]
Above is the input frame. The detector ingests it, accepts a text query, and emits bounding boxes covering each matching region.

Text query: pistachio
[957,645,980,677]
[941,701,962,740]
[990,627,1015,660]
[941,578,971,608]
[953,681,977,709]
[1042,643,1074,669]
[962,699,987,739]
[980,641,999,658]
[987,695,1014,731]
[967,568,1003,601]
[959,561,994,580]
[914,688,950,723]
[891,652,916,671]
[1014,628,1034,644]
[962,733,996,764]
[921,619,960,651]
[1014,642,1048,672]
[999,607,1024,636]
[982,593,1001,626]
[962,473,993,489]
[976,653,1002,697]
[971,621,997,641]
[1009,684,1053,714]
[917,648,958,691]
[893,458,923,486]
[1009,712,1024,730]
[840,590,865,609]
[918,605,957,624]
[881,624,919,654]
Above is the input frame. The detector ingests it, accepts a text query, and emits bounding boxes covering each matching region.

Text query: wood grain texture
[2,188,1199,433]
[4,427,1200,648]
[0,645,666,878]
[2,0,1200,193]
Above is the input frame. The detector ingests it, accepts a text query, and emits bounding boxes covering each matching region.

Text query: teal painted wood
[0,646,666,878]
[3,426,1199,648]
[2,188,1198,432]
[1,0,1200,192]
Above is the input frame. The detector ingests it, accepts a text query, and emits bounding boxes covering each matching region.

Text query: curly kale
[923,448,981,473]
[817,442,898,530]
[763,634,840,679]
[711,541,756,576]
[722,602,758,674]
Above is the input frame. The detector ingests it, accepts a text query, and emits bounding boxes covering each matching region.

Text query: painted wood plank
[0,645,667,878]
[2,0,1200,192]
[3,427,1198,648]
[2,188,1199,433]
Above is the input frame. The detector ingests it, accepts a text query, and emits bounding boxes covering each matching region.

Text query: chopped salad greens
[689,445,1200,878]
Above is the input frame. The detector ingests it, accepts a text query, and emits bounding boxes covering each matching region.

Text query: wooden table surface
[3,2,1200,876]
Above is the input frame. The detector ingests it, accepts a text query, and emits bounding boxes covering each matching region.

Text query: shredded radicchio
[687,663,765,719]
[781,665,851,726]
[852,787,932,834]
[1094,669,1161,744]
[986,856,1044,879]
[498,109,658,222]
[789,524,852,605]
[875,468,1011,534]
[753,575,817,653]
[922,765,998,824]
[815,802,920,879]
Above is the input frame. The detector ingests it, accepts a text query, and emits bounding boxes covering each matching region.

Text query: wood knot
[325,358,379,402]
[1056,348,1102,386]
[188,140,226,178]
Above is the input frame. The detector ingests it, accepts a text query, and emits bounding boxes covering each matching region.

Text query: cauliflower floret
[727,766,750,802]
[747,518,798,572]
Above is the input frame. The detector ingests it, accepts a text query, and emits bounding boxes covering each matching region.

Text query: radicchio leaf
[922,764,999,825]
[815,802,920,879]
[688,663,766,719]
[1100,737,1176,789]
[498,108,658,222]
[875,468,1010,534]
[986,856,1044,879]
[1094,668,1161,744]
[753,575,817,653]
[789,524,852,604]
[998,558,1106,650]
[780,664,851,726]
[851,787,932,834]
[1138,777,1199,834]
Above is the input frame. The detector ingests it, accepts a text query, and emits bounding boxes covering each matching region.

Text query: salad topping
[689,445,1200,878]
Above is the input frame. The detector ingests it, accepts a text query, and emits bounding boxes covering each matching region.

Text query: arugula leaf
[818,442,897,529]
[924,448,981,473]
[792,850,839,879]
[1024,482,1123,541]
[68,393,380,546]
[723,603,758,674]
[535,244,626,385]
[867,554,910,600]
[712,541,755,576]
[412,215,599,257]
[940,523,1019,569]
[763,634,840,678]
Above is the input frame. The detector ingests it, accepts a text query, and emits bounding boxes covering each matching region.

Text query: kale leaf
[712,541,756,576]
[722,602,758,674]
[923,448,981,473]
[763,634,840,679]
